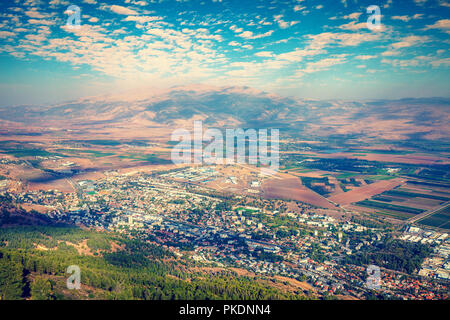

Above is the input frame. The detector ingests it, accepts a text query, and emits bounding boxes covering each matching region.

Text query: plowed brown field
[261,174,335,208]
[328,178,404,205]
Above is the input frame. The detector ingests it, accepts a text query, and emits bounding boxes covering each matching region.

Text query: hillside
[0,221,307,300]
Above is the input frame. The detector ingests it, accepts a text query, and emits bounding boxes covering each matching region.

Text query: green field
[372,210,412,220]
[351,149,414,155]
[335,172,359,179]
[119,153,171,164]
[364,175,397,181]
[56,149,115,157]
[383,190,450,201]
[372,196,395,203]
[81,140,122,146]
[292,168,314,173]
[407,180,450,189]
[234,207,259,214]
[2,148,63,158]
[355,200,425,215]
[418,206,450,230]
[282,164,313,172]
[282,165,314,173]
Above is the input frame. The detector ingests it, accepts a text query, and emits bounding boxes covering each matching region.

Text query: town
[5,163,448,300]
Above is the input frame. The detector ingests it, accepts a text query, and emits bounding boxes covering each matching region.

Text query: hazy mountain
[0,85,449,141]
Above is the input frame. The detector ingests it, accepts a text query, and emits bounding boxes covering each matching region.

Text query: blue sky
[0,0,449,105]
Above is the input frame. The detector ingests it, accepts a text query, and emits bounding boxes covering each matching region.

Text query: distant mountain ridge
[0,85,449,141]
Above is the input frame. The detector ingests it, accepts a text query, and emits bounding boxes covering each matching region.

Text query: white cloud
[28,19,55,25]
[354,55,377,60]
[339,21,370,31]
[49,0,70,6]
[307,32,382,48]
[391,35,429,49]
[273,15,299,29]
[301,55,347,74]
[109,5,139,16]
[25,9,49,19]
[430,57,450,67]
[392,16,411,22]
[125,0,147,5]
[0,31,16,38]
[343,12,362,20]
[230,25,243,33]
[237,30,274,39]
[124,15,163,24]
[381,55,450,68]
[381,50,401,56]
[425,19,450,33]
[255,51,273,57]
[392,14,423,22]
[293,5,305,12]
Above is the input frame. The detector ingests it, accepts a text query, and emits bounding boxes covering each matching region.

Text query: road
[66,177,83,196]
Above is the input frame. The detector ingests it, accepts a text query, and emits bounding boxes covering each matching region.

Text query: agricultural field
[417,205,450,230]
[348,177,450,222]
[261,174,335,209]
[355,199,424,215]
[406,168,450,183]
[300,176,334,196]
[56,148,116,158]
[328,178,404,206]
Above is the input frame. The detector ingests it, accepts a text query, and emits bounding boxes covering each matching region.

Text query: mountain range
[0,85,449,142]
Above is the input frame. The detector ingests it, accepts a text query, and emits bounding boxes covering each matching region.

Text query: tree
[30,277,55,300]
[0,253,24,300]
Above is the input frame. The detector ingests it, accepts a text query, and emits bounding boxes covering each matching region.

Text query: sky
[0,0,449,105]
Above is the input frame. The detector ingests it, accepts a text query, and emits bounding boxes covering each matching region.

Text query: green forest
[0,226,302,300]
[343,239,433,274]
